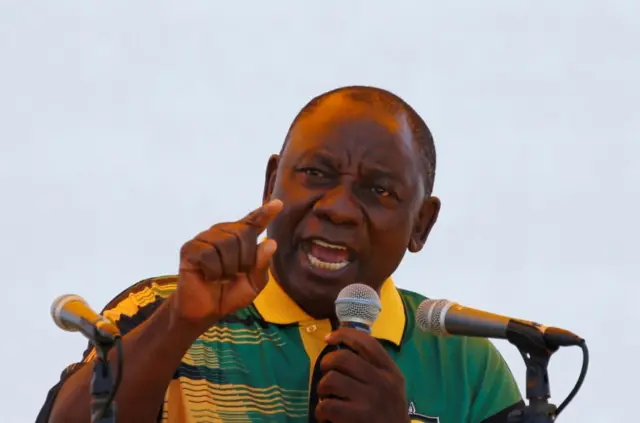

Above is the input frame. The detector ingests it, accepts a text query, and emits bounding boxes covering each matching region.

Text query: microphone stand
[505,321,558,423]
[89,331,119,423]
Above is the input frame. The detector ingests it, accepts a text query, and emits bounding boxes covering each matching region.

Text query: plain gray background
[1,2,637,422]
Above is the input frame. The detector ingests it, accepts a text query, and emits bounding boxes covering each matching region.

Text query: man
[38,86,523,423]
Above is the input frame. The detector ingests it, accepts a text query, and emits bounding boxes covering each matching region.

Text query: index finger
[325,327,393,370]
[240,198,284,232]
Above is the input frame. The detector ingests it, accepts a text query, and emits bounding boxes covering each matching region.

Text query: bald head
[283,86,436,194]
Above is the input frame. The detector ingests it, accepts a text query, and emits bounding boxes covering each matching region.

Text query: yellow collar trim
[253,272,406,346]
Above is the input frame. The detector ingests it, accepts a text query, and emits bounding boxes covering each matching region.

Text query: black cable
[94,337,124,421]
[554,340,589,417]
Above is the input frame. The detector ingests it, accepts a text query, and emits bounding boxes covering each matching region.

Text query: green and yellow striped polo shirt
[38,274,523,423]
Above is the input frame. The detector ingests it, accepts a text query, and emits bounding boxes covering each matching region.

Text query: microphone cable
[553,339,589,418]
[92,337,124,422]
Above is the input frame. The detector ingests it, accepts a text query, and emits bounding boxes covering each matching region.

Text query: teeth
[307,253,350,271]
[311,239,347,250]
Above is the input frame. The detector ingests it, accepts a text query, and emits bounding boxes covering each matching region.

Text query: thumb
[255,238,277,271]
[247,238,277,293]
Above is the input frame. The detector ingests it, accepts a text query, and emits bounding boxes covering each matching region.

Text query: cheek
[267,214,289,248]
[274,178,327,229]
[273,175,311,203]
[364,233,409,284]
[365,212,413,258]
[367,209,414,236]
[369,231,409,259]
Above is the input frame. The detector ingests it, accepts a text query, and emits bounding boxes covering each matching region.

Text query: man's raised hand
[171,199,283,330]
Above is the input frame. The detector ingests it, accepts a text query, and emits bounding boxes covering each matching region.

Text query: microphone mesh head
[335,283,382,327]
[416,299,452,335]
[50,294,85,331]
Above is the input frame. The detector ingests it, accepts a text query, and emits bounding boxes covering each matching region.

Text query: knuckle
[220,223,258,244]
[316,375,329,395]
[216,233,236,248]
[314,398,334,420]
[242,208,264,223]
[317,371,345,400]
[319,351,340,372]
[180,240,201,259]
[233,222,258,241]
[329,350,348,370]
[380,371,401,394]
[319,369,337,389]
[210,221,233,230]
[336,349,358,367]
[216,222,239,233]
[200,246,221,262]
[242,223,260,238]
[314,401,325,420]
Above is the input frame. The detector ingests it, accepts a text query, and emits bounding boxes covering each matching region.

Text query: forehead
[284,94,418,165]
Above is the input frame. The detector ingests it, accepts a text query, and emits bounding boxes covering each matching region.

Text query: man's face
[263,95,439,319]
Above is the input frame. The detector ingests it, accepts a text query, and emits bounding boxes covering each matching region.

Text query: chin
[297,285,338,319]
[285,267,354,319]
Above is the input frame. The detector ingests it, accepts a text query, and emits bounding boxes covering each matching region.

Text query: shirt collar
[253,272,406,346]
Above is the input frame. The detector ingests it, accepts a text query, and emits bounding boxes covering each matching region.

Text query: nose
[312,183,361,226]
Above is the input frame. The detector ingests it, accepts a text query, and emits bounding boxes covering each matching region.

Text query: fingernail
[324,334,331,341]
[263,239,277,254]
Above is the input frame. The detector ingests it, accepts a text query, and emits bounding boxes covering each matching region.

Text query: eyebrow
[362,167,406,184]
[296,150,409,184]
[296,150,336,168]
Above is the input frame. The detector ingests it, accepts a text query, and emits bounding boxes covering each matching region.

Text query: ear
[262,154,280,204]
[408,196,441,253]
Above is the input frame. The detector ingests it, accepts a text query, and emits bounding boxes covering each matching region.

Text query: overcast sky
[1,2,638,422]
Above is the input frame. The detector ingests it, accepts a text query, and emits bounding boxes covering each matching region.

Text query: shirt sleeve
[466,338,524,423]
[35,276,176,423]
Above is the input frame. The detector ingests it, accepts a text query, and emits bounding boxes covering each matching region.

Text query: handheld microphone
[335,283,382,334]
[415,299,583,350]
[51,294,121,344]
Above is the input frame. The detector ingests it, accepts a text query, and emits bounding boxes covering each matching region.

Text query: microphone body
[51,294,120,344]
[416,299,583,350]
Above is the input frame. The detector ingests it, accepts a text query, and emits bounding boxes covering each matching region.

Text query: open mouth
[301,238,354,271]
